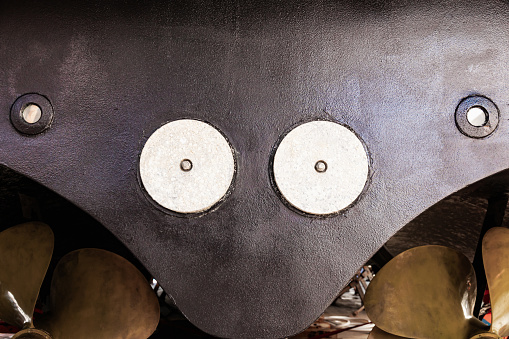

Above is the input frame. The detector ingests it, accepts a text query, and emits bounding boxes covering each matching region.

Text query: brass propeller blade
[367,321,494,339]
[41,248,159,339]
[483,227,509,337]
[0,223,54,329]
[368,326,408,339]
[364,245,488,339]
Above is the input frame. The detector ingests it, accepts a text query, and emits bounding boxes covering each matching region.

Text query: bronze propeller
[364,227,509,339]
[0,222,160,339]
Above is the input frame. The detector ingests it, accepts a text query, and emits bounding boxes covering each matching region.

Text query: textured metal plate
[139,119,235,215]
[2,0,509,337]
[272,120,368,215]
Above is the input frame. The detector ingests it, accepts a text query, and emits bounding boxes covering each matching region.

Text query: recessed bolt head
[315,160,327,173]
[10,93,54,135]
[466,106,488,127]
[180,159,193,172]
[455,95,499,138]
[22,104,42,124]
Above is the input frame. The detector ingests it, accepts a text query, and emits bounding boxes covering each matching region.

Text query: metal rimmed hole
[10,93,54,135]
[466,106,488,127]
[22,104,42,124]
[455,95,499,139]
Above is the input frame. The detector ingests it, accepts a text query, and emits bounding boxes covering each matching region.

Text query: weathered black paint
[2,1,509,337]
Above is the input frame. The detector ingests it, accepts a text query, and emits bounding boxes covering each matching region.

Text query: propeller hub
[11,328,52,339]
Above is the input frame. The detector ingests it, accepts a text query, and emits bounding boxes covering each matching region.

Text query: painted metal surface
[2,0,509,337]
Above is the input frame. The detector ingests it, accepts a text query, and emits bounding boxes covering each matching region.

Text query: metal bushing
[455,95,499,139]
[10,93,54,135]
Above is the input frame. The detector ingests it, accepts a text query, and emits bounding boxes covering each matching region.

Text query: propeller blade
[43,248,159,339]
[0,223,53,329]
[364,245,487,339]
[368,326,409,339]
[483,227,509,337]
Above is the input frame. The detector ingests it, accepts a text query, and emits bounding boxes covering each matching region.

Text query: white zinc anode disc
[273,121,369,215]
[140,119,235,214]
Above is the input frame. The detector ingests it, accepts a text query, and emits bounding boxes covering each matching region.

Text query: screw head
[466,106,488,127]
[180,159,193,172]
[315,160,327,173]
[22,104,42,124]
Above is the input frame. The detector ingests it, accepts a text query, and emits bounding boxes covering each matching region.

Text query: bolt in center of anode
[180,159,193,172]
[315,160,327,173]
